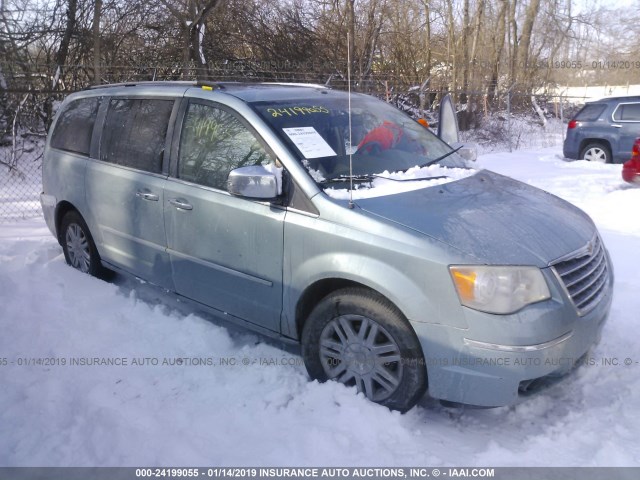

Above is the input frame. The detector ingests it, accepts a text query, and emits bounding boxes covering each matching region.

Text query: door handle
[611,124,622,128]
[168,198,193,211]
[136,191,159,201]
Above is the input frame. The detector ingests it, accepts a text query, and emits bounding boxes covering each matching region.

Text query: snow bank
[1,148,639,466]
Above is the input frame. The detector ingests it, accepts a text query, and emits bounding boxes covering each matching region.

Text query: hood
[355,170,595,267]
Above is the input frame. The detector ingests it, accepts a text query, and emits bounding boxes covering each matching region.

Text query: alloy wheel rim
[319,314,403,402]
[65,223,91,273]
[584,147,607,163]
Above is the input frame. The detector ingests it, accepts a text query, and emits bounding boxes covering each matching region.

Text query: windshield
[251,92,472,188]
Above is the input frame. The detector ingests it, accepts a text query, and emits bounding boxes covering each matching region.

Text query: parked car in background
[622,138,640,185]
[42,81,613,412]
[564,96,640,163]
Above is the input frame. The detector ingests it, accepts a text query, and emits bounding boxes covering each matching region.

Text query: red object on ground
[622,138,640,184]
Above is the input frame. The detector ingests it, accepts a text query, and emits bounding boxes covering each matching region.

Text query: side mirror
[227,165,279,199]
[437,93,460,145]
[451,142,478,162]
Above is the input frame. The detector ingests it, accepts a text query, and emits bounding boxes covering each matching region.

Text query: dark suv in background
[564,96,640,163]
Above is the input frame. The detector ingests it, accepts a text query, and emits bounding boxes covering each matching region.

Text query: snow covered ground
[1,148,639,467]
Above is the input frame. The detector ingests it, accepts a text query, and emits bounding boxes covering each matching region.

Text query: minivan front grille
[552,235,609,316]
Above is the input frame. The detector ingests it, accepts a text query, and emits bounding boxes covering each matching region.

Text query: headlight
[449,265,550,314]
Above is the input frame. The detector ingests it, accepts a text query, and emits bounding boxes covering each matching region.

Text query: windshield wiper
[319,174,376,185]
[414,145,463,169]
[320,173,448,186]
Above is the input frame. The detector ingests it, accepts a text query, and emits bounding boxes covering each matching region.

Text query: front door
[164,100,285,331]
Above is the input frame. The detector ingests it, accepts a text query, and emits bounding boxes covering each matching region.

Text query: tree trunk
[161,0,223,80]
[420,0,432,115]
[488,0,507,103]
[347,0,355,88]
[188,0,223,80]
[518,0,541,88]
[92,0,102,85]
[460,0,470,105]
[423,0,431,81]
[0,62,9,138]
[508,0,518,88]
[445,0,456,100]
[54,0,78,88]
[469,0,485,78]
[182,22,191,78]
[45,0,78,130]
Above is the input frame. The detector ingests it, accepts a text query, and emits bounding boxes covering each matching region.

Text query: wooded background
[1,0,638,219]
[1,0,639,135]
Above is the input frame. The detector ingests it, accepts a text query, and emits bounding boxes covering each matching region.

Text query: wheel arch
[54,201,81,245]
[295,278,375,339]
[293,275,428,341]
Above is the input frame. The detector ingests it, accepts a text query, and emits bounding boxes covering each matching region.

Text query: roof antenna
[347,32,354,209]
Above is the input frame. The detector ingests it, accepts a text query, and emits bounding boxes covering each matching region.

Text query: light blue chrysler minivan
[41,81,613,411]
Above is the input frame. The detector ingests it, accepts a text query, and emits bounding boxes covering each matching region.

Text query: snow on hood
[323,165,477,200]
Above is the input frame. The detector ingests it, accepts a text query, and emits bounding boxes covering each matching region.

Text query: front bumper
[412,264,613,407]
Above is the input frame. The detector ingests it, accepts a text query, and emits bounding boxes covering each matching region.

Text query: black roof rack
[196,80,225,90]
[86,80,225,90]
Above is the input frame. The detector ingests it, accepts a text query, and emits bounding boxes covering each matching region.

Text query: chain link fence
[1,90,51,222]
[0,64,591,223]
[0,139,44,222]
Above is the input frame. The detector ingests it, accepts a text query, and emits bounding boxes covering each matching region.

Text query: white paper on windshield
[282,127,337,159]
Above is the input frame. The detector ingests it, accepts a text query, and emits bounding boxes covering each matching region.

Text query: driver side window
[179,103,273,190]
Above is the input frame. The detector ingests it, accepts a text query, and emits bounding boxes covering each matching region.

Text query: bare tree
[53,0,78,89]
[160,0,224,79]
[517,0,541,87]
[92,0,101,84]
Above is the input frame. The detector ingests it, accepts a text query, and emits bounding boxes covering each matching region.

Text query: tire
[60,211,103,276]
[301,287,427,412]
[580,143,611,163]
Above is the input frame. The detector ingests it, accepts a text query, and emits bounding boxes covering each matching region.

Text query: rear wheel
[301,287,427,412]
[580,143,611,163]
[60,211,102,276]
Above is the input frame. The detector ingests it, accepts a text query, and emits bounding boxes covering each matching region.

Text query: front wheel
[580,143,611,163]
[301,288,427,412]
[60,211,102,276]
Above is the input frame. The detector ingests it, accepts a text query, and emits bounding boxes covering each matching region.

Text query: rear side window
[100,98,174,173]
[178,102,272,190]
[50,97,100,156]
[575,104,606,122]
[613,103,640,121]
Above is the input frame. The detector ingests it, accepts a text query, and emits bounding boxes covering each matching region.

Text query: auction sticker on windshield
[282,127,337,158]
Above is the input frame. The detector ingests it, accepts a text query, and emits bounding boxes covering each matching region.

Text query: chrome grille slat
[554,253,596,277]
[569,257,607,298]
[552,235,609,316]
[563,249,605,288]
[574,269,608,309]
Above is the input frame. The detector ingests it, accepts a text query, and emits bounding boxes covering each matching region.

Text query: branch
[191,0,223,29]
[158,0,186,22]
